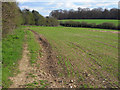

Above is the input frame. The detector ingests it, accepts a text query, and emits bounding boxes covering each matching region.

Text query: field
[2,1,120,88]
[3,26,119,88]
[28,26,119,88]
[59,19,119,26]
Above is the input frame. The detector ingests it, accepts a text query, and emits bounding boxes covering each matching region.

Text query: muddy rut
[29,29,65,88]
[29,30,59,77]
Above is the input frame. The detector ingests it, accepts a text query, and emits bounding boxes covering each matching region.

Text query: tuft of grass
[27,73,36,78]
[39,80,49,88]
[2,26,25,88]
[79,84,88,88]
[25,80,49,88]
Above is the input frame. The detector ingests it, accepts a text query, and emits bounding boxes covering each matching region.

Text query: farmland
[27,26,119,88]
[2,2,120,88]
[59,19,119,26]
[2,25,119,88]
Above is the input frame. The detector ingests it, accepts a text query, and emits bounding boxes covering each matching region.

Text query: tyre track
[28,29,65,88]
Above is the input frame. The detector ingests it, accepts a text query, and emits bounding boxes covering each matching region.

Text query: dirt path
[10,43,30,88]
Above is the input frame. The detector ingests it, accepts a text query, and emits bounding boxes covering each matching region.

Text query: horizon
[17,0,119,16]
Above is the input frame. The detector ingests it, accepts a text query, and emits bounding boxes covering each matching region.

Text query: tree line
[2,2,59,37]
[21,9,59,26]
[2,2,23,37]
[50,8,120,20]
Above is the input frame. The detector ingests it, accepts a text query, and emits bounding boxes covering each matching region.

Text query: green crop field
[59,19,119,26]
[28,26,119,88]
[3,25,119,88]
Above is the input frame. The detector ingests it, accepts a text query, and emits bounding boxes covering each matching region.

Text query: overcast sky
[17,0,119,16]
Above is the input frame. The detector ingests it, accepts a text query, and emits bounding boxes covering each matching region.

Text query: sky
[17,0,119,16]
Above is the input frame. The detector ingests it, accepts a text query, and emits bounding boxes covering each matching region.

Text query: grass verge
[2,26,25,88]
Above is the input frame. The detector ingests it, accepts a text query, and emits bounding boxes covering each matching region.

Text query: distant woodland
[50,8,120,20]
